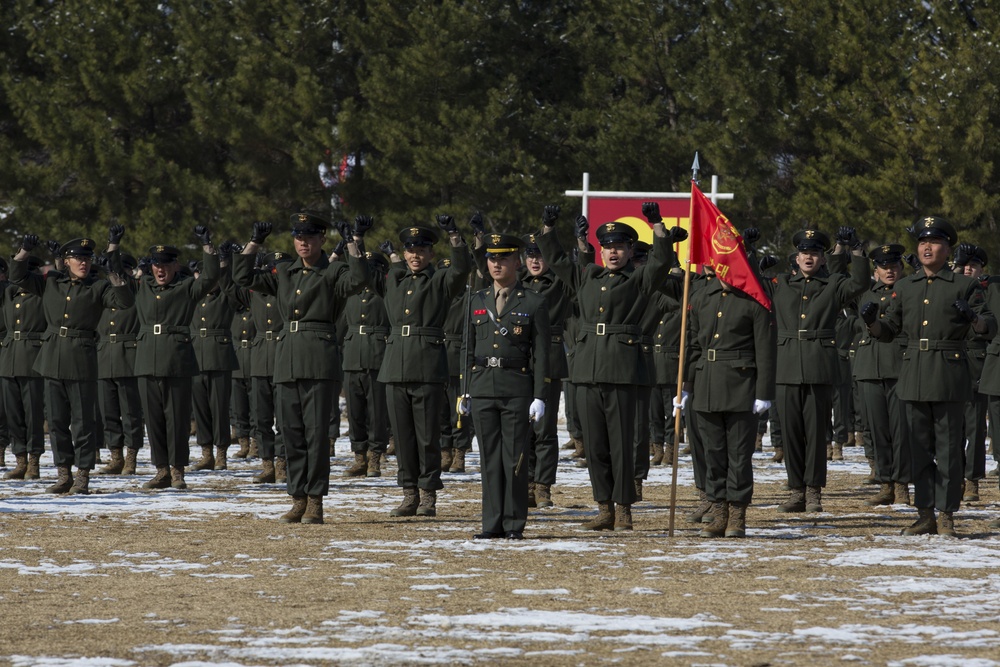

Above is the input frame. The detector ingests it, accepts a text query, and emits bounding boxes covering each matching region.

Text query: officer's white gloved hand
[672,390,690,415]
[457,394,471,416]
[753,399,772,415]
[529,398,545,422]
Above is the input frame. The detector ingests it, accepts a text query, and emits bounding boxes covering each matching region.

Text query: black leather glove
[217,240,239,259]
[436,214,457,234]
[742,227,760,246]
[667,226,689,243]
[860,302,879,326]
[108,223,125,245]
[95,254,110,271]
[353,215,374,237]
[21,234,39,252]
[574,215,589,240]
[137,256,152,273]
[542,205,560,227]
[193,225,212,245]
[954,242,976,266]
[251,221,272,244]
[836,226,856,246]
[46,240,61,256]
[332,239,347,256]
[953,299,977,323]
[904,253,920,270]
[758,255,777,272]
[469,211,485,236]
[379,240,395,256]
[336,220,353,243]
[641,202,662,224]
[188,260,200,273]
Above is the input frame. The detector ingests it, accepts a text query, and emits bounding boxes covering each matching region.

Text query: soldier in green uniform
[976,261,1000,529]
[630,240,661,502]
[952,243,990,502]
[95,243,145,476]
[863,217,995,536]
[134,228,220,491]
[11,231,134,494]
[770,228,868,513]
[439,255,475,474]
[340,248,391,478]
[0,259,8,469]
[538,203,681,530]
[189,245,240,472]
[683,266,776,538]
[378,216,471,518]
[234,214,369,524]
[228,272,256,460]
[463,233,549,539]
[854,244,911,506]
[1,256,48,482]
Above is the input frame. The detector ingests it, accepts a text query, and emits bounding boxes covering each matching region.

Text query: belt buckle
[358,325,368,335]
[487,356,501,367]
[596,323,606,336]
[653,344,662,352]
[265,331,274,341]
[919,338,929,351]
[289,321,299,333]
[109,333,117,343]
[13,331,20,341]
[241,340,249,348]
[797,329,808,340]
[401,325,411,337]
[153,324,162,335]
[59,326,68,337]
[199,328,208,338]
[707,349,716,362]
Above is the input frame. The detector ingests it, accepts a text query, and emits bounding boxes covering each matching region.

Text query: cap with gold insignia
[398,226,439,248]
[60,238,97,258]
[289,211,329,236]
[485,233,524,258]
[913,215,958,246]
[792,229,831,252]
[596,222,639,246]
[120,253,138,271]
[366,250,390,272]
[954,244,988,268]
[869,243,905,267]
[263,251,293,268]
[521,232,541,256]
[148,244,181,263]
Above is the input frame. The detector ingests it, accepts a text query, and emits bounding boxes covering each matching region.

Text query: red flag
[688,181,771,310]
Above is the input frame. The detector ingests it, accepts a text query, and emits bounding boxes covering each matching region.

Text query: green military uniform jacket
[467,281,550,399]
[976,276,1000,396]
[0,281,47,378]
[686,276,776,412]
[133,252,220,378]
[96,275,141,380]
[232,250,368,383]
[342,282,390,372]
[190,266,239,373]
[377,244,471,385]
[11,259,134,381]
[853,280,905,381]
[537,230,676,385]
[651,291,682,385]
[875,267,996,402]
[769,254,869,385]
[520,268,574,381]
[230,306,256,381]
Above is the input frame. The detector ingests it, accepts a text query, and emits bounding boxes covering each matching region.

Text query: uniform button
[412,275,417,280]
[109,321,114,326]
[713,333,719,338]
[362,299,367,304]
[609,273,616,277]
[880,297,885,301]
[296,290,301,295]
[14,304,19,309]
[922,320,928,326]
[156,295,161,300]
[407,290,413,295]
[267,319,272,324]
[495,330,500,335]
[660,319,664,324]
[66,296,71,301]
[294,309,300,315]
[601,286,607,292]
[64,313,69,319]
[599,307,604,313]
[201,317,206,322]
[657,333,662,338]
[493,343,500,349]
[360,313,365,319]
[266,303,272,307]
[800,314,806,319]
[927,279,933,284]
[202,303,207,307]
[717,312,723,317]
[15,319,20,324]
[405,309,410,315]
[627,339,632,343]
[924,299,929,304]
[802,295,808,300]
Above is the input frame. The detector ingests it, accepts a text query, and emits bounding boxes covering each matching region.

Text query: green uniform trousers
[279,378,333,497]
[441,375,472,451]
[388,381,444,491]
[578,383,636,505]
[857,379,910,484]
[230,376,252,439]
[964,391,988,481]
[564,380,583,441]
[473,395,531,534]
[345,369,389,454]
[101,377,144,451]
[3,377,45,456]
[633,385,651,482]
[46,378,98,469]
[193,370,232,449]
[649,384,678,447]
[141,376,193,469]
[697,409,756,504]
[251,377,283,459]
[777,383,832,488]
[528,378,561,487]
[906,400,964,513]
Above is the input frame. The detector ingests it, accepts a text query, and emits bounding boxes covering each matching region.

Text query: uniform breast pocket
[475,318,489,339]
[509,316,530,338]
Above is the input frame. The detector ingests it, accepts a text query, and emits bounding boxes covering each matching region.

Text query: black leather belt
[391,325,444,338]
[48,326,97,339]
[908,339,967,352]
[777,329,836,340]
[474,356,528,368]
[704,349,754,362]
[580,323,641,336]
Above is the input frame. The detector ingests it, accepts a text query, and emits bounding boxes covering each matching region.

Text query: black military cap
[365,250,390,272]
[954,244,988,267]
[632,240,651,262]
[60,238,97,258]
[484,233,524,258]
[869,243,905,267]
[521,232,542,256]
[148,244,181,263]
[120,253,138,271]
[398,226,439,248]
[263,251,293,268]
[27,256,43,271]
[290,211,329,236]
[596,221,639,246]
[913,215,958,246]
[792,229,831,252]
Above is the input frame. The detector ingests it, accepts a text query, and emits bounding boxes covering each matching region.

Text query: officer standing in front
[465,233,549,539]
[863,216,995,536]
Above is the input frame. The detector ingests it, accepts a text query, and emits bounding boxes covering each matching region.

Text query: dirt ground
[1,437,999,667]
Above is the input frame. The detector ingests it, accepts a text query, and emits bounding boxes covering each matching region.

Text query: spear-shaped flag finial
[691,151,701,185]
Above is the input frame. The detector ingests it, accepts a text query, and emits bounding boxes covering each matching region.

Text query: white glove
[529,398,545,422]
[457,394,471,416]
[672,390,690,415]
[753,399,772,415]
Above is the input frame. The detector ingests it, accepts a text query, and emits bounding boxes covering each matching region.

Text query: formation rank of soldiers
[1,206,999,539]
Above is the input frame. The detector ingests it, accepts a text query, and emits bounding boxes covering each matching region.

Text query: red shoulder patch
[474,309,487,315]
